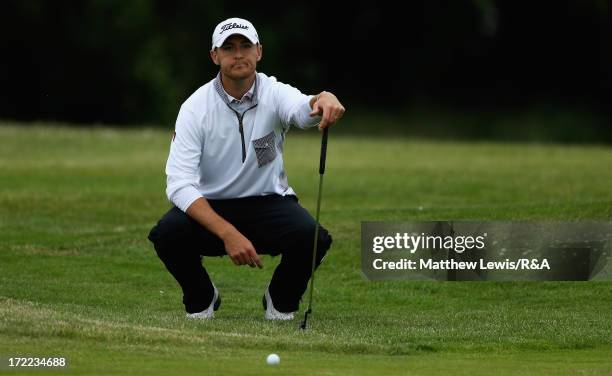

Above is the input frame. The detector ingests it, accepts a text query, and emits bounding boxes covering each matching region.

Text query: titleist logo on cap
[220,22,249,34]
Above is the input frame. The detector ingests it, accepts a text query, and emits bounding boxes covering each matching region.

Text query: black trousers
[147,194,332,314]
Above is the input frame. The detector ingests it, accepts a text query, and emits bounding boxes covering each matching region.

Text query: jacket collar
[213,72,259,106]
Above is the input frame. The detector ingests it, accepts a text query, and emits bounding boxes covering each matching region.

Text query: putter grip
[319,127,329,174]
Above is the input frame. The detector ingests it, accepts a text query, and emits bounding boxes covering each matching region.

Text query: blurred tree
[0,0,610,134]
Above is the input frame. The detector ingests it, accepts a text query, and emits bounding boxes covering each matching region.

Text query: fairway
[1,124,611,375]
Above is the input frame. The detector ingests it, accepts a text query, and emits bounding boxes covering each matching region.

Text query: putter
[300,126,329,330]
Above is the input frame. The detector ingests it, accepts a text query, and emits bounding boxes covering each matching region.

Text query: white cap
[211,17,259,49]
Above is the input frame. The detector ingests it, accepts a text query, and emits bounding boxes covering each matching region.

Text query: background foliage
[2,1,611,141]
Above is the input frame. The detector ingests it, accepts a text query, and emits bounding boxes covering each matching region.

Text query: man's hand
[309,91,345,130]
[186,197,263,268]
[220,228,263,268]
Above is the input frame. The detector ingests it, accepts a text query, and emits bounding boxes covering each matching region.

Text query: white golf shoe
[263,288,294,320]
[186,285,221,319]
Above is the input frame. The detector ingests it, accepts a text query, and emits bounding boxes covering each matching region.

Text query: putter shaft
[301,128,329,330]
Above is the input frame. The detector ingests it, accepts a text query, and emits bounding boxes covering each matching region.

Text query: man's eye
[222,46,232,51]
[242,44,253,49]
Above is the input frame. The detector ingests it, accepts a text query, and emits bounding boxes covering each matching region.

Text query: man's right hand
[221,228,263,268]
[185,197,263,268]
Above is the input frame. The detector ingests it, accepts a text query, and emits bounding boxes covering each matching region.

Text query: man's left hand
[309,91,345,129]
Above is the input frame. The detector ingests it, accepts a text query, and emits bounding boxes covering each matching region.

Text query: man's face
[210,35,262,80]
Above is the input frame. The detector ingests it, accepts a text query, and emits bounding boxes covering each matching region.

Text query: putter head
[300,309,311,330]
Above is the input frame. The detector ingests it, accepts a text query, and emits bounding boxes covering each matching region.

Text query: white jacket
[165,72,320,212]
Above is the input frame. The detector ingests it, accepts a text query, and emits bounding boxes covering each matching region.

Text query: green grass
[1,123,611,375]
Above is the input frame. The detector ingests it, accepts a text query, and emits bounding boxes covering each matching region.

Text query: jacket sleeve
[274,81,322,130]
[165,106,204,212]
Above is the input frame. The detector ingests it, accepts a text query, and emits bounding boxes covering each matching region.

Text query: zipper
[229,104,258,163]
[238,116,246,162]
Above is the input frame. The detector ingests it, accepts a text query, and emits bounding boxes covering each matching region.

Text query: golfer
[148,17,345,320]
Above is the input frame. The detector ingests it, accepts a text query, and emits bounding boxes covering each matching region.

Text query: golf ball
[266,353,280,365]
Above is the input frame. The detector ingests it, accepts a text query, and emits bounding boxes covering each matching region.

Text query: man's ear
[210,48,220,66]
[256,44,263,62]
